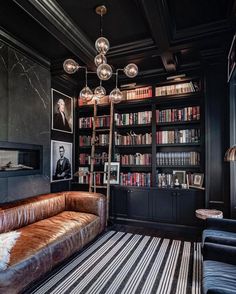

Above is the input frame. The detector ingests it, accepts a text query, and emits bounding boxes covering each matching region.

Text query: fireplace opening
[0,141,42,177]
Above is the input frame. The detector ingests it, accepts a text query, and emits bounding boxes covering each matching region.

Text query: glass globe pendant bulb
[97,63,112,81]
[95,37,110,54]
[109,87,123,104]
[94,53,107,67]
[80,86,93,102]
[124,63,138,78]
[63,59,79,74]
[94,86,106,99]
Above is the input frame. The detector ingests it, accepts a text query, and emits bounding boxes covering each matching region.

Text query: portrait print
[104,162,120,184]
[52,89,73,133]
[51,140,73,182]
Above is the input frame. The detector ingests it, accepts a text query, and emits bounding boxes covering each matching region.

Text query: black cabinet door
[152,189,177,223]
[110,187,128,218]
[176,190,205,225]
[128,189,151,220]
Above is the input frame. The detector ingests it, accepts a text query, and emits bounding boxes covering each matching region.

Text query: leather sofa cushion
[0,211,100,294]
[203,260,236,294]
[0,193,66,233]
[203,229,236,246]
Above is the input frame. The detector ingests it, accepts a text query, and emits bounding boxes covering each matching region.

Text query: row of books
[79,116,111,128]
[115,153,152,165]
[79,117,92,128]
[77,167,89,184]
[115,132,152,146]
[114,111,152,126]
[79,152,108,165]
[96,134,110,145]
[123,86,152,100]
[156,129,200,144]
[79,136,91,146]
[120,172,151,187]
[156,152,200,166]
[79,135,110,146]
[156,106,200,123]
[155,81,198,97]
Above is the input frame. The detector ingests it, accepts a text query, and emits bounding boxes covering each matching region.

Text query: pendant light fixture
[63,5,138,104]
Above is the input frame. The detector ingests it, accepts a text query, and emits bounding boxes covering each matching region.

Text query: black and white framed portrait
[52,89,73,133]
[103,162,120,184]
[51,140,73,182]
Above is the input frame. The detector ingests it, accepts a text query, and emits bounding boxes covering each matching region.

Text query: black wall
[0,40,51,203]
[204,60,230,215]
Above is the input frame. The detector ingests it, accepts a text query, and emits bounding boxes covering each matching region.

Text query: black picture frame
[52,89,73,133]
[51,140,73,182]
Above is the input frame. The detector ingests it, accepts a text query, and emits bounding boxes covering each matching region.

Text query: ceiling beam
[139,0,177,72]
[13,0,96,68]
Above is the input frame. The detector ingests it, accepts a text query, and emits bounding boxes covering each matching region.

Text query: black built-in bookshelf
[75,77,205,230]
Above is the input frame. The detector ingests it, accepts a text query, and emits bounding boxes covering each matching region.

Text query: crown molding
[13,0,96,67]
[0,27,50,68]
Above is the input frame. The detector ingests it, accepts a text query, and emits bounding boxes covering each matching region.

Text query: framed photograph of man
[103,162,120,184]
[228,34,236,82]
[52,89,73,133]
[51,140,73,182]
[173,170,186,185]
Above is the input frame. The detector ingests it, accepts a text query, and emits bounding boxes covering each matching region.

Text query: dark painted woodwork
[111,186,205,228]
[152,189,176,223]
[229,70,236,218]
[204,62,229,214]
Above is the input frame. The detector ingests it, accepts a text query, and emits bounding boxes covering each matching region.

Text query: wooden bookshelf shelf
[116,144,152,148]
[116,124,151,129]
[156,143,201,147]
[156,120,200,127]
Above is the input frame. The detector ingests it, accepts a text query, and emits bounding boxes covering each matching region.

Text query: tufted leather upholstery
[0,191,106,294]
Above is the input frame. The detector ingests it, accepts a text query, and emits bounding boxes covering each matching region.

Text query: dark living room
[0,0,236,293]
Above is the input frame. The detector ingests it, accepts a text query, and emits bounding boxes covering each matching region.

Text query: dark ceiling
[0,0,235,84]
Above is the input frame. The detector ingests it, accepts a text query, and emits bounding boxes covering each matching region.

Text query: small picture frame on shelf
[173,170,186,185]
[104,162,120,184]
[228,34,236,82]
[191,173,204,188]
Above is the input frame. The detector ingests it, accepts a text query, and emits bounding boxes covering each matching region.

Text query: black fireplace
[0,141,42,177]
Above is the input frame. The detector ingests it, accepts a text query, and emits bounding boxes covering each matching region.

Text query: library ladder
[89,100,114,223]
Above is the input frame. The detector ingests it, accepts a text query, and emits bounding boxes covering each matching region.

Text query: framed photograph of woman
[52,89,73,133]
[51,140,73,182]
[192,173,204,188]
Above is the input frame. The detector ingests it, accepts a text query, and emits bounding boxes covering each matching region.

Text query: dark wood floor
[108,223,202,242]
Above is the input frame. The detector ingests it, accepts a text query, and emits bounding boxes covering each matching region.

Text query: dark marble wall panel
[0,45,51,203]
[0,42,8,141]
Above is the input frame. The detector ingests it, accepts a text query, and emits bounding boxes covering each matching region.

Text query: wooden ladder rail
[89,100,114,225]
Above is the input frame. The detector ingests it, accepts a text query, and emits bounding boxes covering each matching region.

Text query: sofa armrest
[203,242,236,265]
[206,218,236,233]
[65,191,106,232]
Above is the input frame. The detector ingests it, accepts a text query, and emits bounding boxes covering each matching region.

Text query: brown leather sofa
[0,191,106,294]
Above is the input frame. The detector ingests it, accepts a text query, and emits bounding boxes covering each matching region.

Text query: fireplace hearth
[0,141,42,177]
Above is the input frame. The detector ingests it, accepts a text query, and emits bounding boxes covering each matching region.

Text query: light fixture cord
[85,68,88,86]
[100,11,103,37]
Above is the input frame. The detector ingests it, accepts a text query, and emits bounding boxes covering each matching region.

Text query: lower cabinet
[110,187,205,226]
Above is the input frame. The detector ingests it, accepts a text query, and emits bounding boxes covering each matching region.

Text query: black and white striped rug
[29,231,202,294]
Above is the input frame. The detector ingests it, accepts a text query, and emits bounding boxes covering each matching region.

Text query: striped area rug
[29,231,202,294]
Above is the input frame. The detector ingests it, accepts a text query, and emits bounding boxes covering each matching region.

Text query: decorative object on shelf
[104,162,120,184]
[52,89,73,133]
[51,140,73,182]
[224,145,236,161]
[173,170,186,186]
[191,173,204,188]
[227,34,236,82]
[63,5,138,104]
